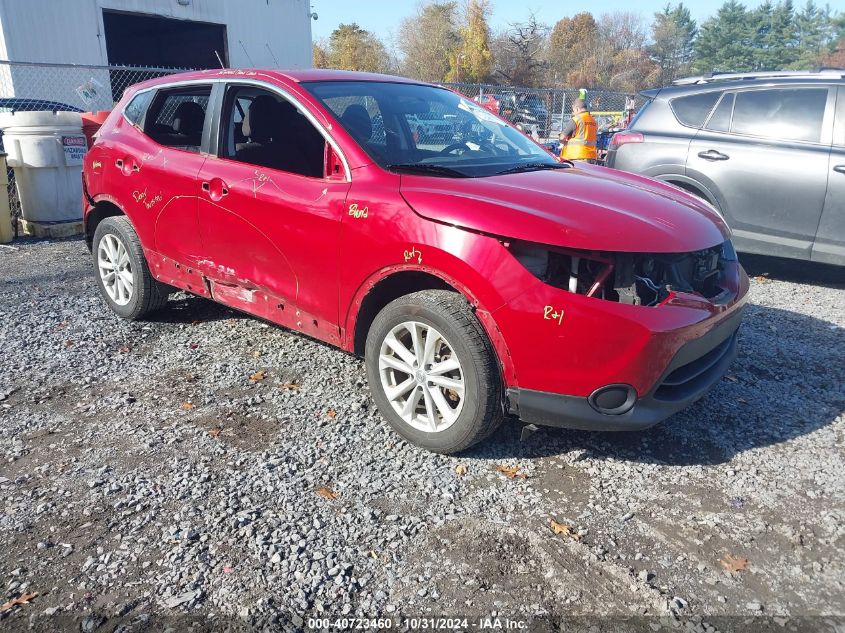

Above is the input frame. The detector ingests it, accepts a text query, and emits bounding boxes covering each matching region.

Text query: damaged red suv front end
[82,69,747,452]
[398,163,748,431]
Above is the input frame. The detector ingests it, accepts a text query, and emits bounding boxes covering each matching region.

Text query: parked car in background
[498,91,550,136]
[0,98,81,151]
[0,98,82,113]
[606,70,845,266]
[407,111,455,143]
[473,93,501,115]
[82,69,748,453]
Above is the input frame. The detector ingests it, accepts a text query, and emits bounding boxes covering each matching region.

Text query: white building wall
[0,0,312,108]
[0,0,312,68]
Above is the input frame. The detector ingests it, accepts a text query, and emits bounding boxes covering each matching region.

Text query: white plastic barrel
[0,111,86,223]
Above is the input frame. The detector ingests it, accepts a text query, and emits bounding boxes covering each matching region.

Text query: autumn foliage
[313,1,844,91]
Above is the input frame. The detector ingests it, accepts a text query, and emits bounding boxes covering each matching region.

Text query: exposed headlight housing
[505,240,735,307]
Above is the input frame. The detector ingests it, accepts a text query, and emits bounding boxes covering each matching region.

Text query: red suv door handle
[201,179,229,201]
[698,150,729,161]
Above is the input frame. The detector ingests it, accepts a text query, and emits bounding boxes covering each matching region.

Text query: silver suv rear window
[670,92,720,128]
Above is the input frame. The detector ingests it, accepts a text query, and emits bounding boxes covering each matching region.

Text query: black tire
[92,216,169,320]
[365,290,503,454]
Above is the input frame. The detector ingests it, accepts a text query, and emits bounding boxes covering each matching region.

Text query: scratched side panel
[195,161,350,328]
[95,116,206,265]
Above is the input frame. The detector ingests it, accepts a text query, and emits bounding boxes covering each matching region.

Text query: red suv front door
[194,83,351,341]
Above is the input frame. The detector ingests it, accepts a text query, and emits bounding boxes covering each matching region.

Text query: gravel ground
[1,238,843,632]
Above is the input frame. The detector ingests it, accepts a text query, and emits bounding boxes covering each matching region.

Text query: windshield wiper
[495,161,573,176]
[387,163,469,178]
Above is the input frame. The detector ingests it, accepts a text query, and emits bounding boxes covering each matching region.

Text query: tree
[491,13,549,86]
[821,12,845,65]
[546,12,599,85]
[649,4,698,85]
[325,23,393,73]
[752,0,798,69]
[793,1,840,67]
[592,12,657,91]
[312,40,330,68]
[819,36,845,67]
[694,1,756,72]
[448,0,494,83]
[398,2,460,82]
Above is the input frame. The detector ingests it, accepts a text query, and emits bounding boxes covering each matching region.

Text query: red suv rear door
[112,84,212,268]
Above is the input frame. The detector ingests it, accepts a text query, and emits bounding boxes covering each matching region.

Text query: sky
[309,0,719,42]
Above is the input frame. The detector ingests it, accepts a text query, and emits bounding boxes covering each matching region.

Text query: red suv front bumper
[493,261,749,430]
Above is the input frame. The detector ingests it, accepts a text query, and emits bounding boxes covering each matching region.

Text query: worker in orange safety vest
[559,98,597,162]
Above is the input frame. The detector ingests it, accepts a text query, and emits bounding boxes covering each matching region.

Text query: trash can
[0,111,86,235]
[81,111,110,148]
[0,152,13,243]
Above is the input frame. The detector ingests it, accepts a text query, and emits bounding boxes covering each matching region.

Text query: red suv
[82,69,748,453]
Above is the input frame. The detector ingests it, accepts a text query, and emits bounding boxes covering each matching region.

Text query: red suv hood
[399,166,730,253]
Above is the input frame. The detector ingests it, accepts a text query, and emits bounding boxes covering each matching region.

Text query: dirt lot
[1,238,843,632]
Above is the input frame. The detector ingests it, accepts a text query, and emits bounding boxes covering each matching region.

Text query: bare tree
[492,12,550,86]
[571,12,656,92]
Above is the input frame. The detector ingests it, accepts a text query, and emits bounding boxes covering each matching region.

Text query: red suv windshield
[303,81,557,177]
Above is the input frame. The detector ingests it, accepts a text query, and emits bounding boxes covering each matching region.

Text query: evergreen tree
[650,3,698,84]
[546,12,599,85]
[326,24,393,73]
[694,1,756,72]
[793,1,838,67]
[752,1,798,69]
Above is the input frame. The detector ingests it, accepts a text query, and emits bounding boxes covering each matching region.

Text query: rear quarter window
[670,92,721,128]
[123,91,153,126]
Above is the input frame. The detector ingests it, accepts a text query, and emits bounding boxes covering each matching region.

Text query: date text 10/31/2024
[306,617,528,630]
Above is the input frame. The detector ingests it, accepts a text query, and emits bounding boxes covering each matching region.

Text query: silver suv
[606,70,844,266]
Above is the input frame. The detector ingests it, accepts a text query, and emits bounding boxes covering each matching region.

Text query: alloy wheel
[378,320,465,433]
[97,233,134,306]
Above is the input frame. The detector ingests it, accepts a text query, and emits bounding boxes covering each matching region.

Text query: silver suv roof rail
[672,69,845,85]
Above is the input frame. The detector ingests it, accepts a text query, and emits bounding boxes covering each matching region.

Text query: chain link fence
[440,82,645,140]
[0,60,189,235]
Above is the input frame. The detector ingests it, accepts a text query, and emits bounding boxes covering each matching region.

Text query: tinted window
[705,93,734,132]
[670,92,720,127]
[732,88,827,143]
[220,86,324,178]
[144,86,211,152]
[124,91,152,125]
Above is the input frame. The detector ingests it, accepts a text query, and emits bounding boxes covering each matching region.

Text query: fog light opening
[589,384,637,415]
